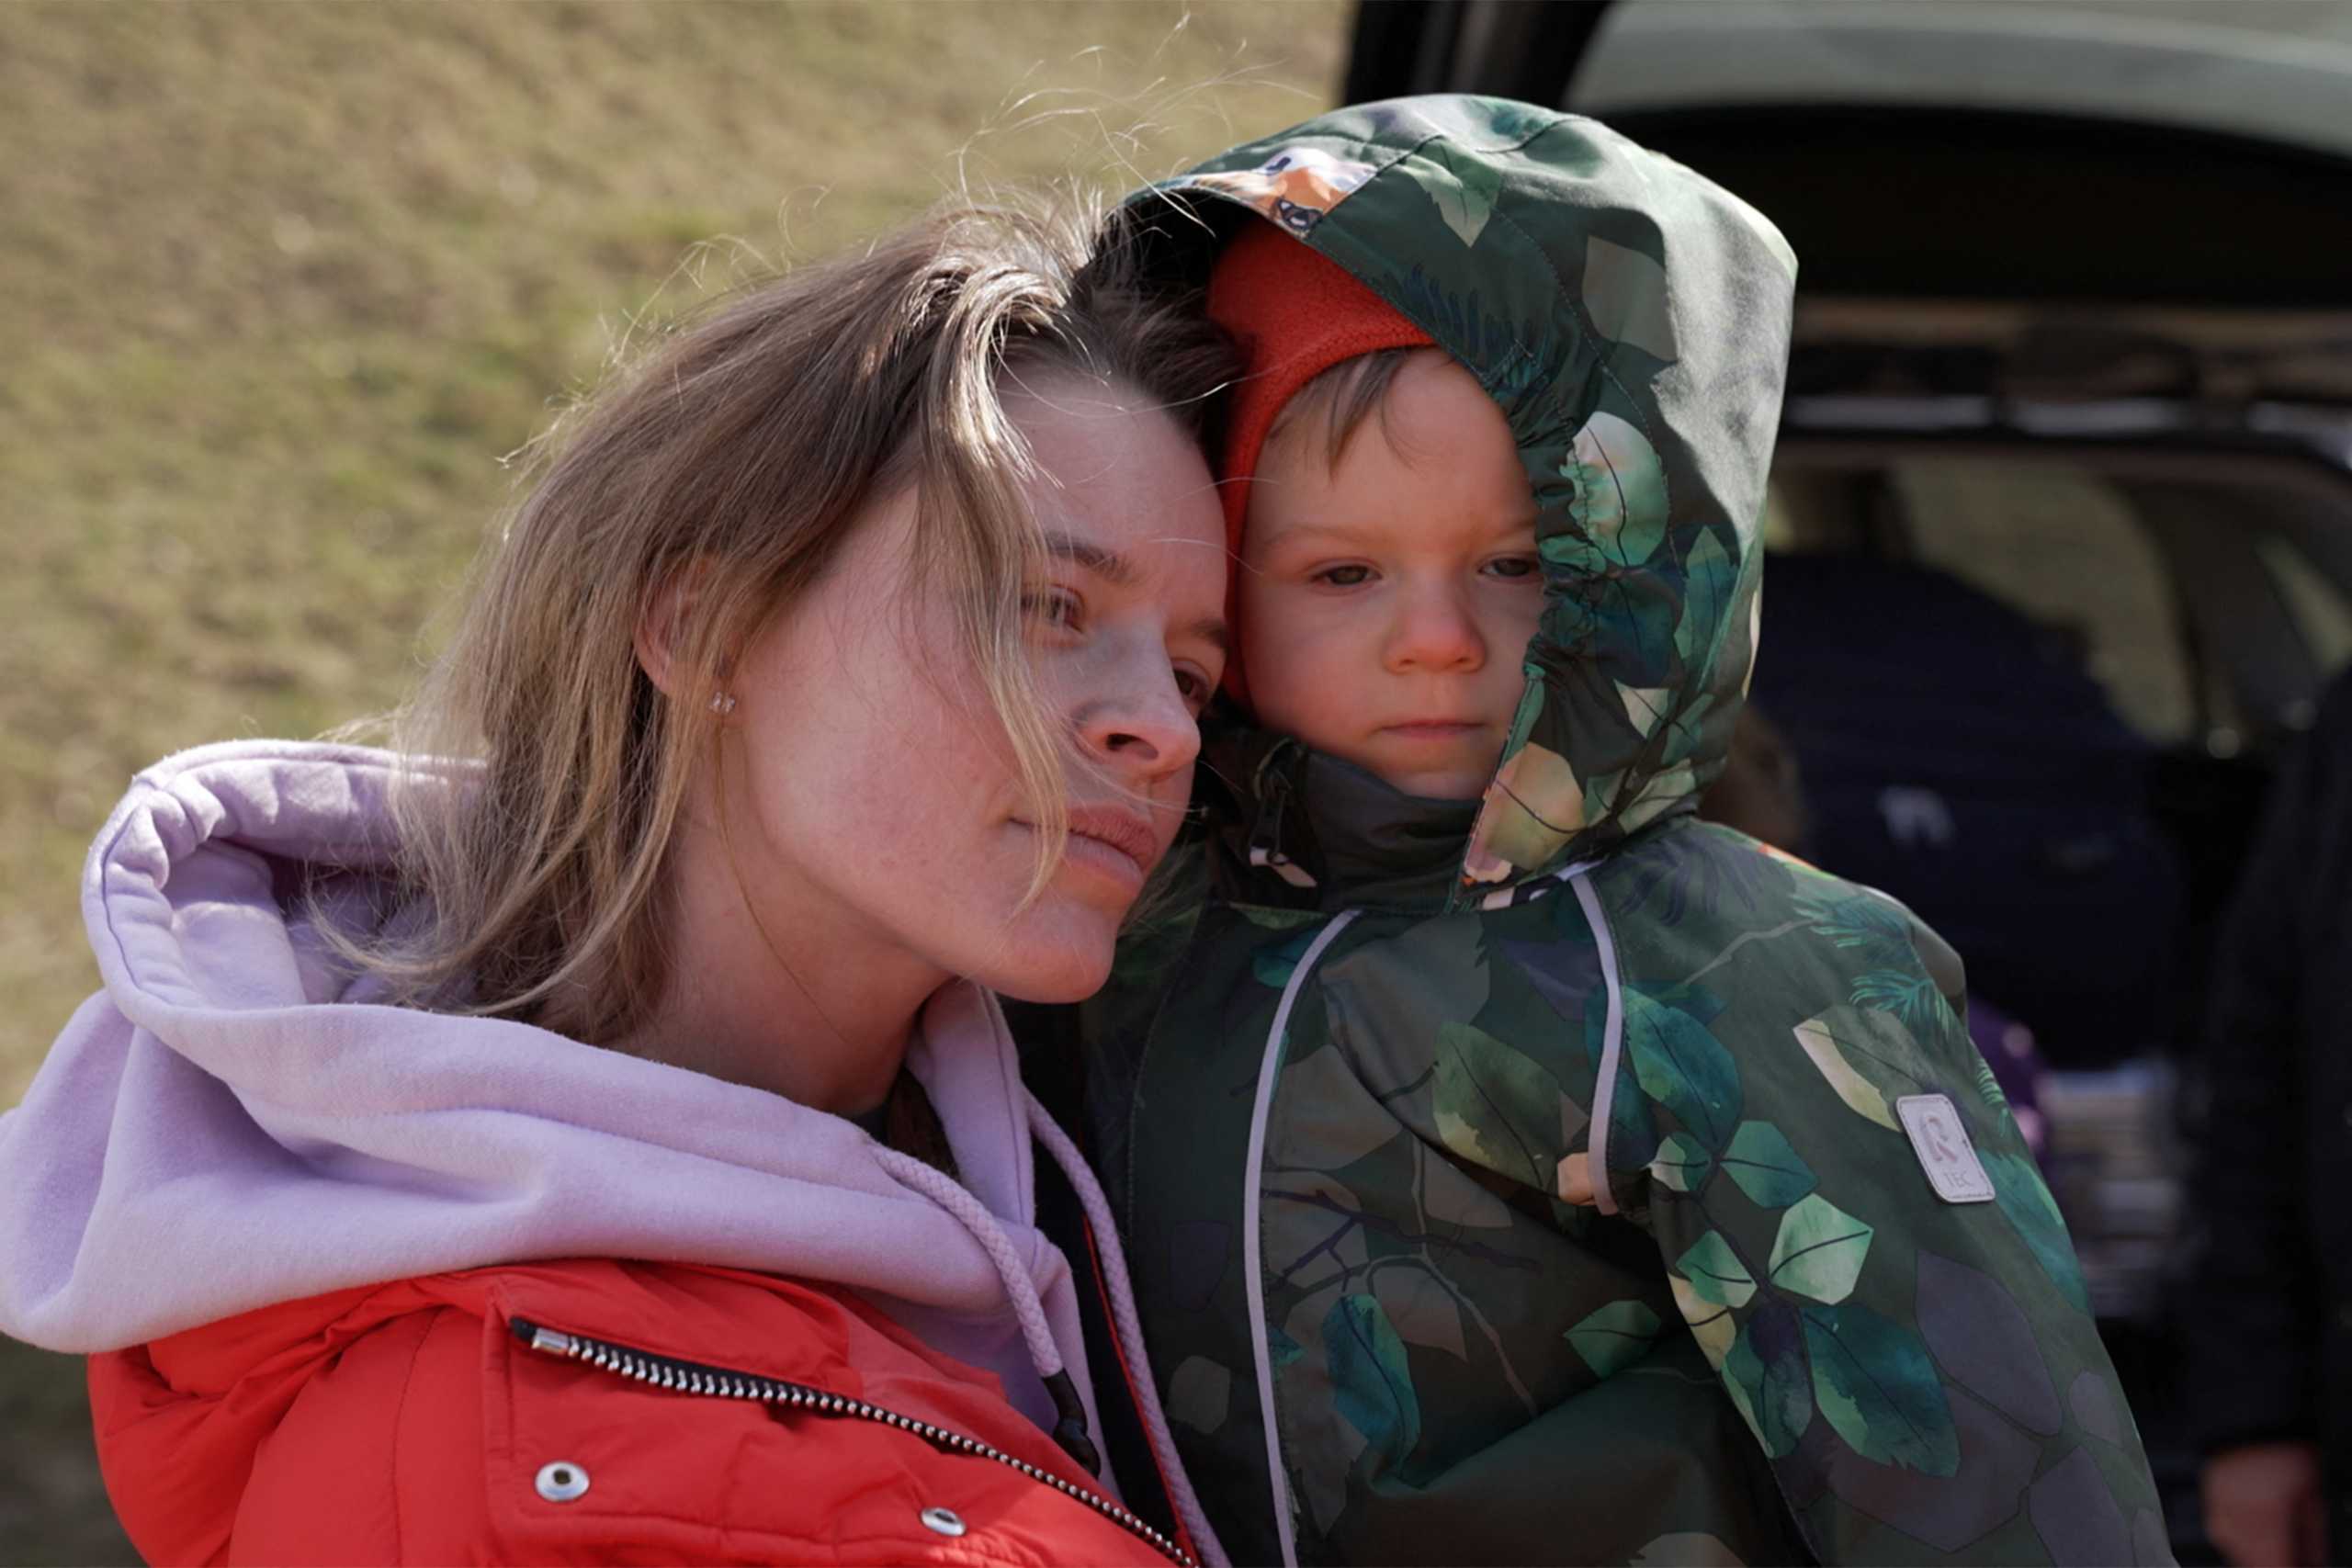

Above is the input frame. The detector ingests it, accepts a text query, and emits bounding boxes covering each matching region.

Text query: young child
[1080,98,2171,1566]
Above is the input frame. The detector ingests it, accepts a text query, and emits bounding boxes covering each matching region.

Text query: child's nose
[1385,581,1486,673]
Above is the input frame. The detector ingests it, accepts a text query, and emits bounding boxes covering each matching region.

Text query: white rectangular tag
[1896,1093,1996,1203]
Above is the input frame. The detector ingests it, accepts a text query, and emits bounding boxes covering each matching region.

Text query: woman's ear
[635,561,714,703]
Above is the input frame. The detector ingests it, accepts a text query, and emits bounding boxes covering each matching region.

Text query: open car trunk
[1346,2,2352,1555]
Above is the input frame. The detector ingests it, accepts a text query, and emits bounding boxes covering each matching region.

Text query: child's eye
[1023,587,1083,630]
[1485,556,1541,581]
[1313,564,1375,588]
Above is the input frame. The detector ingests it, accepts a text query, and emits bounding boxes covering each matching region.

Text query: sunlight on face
[724,370,1229,1002]
[1237,348,1541,800]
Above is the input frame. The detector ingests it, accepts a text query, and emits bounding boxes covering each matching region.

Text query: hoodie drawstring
[1027,1095,1233,1568]
[868,1145,1102,1482]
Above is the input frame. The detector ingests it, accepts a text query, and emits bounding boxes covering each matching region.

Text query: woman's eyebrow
[1043,531,1138,587]
[1186,615,1231,654]
[1041,531,1226,649]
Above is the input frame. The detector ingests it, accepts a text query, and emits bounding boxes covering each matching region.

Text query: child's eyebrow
[1256,519,1383,548]
[1263,513,1535,549]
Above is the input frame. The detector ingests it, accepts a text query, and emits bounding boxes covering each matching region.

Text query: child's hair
[329,193,1236,1044]
[1263,345,1414,468]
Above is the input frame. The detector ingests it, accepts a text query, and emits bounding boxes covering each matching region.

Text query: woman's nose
[1385,580,1487,673]
[1076,652,1201,780]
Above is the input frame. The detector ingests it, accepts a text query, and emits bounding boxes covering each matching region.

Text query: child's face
[1237,349,1543,800]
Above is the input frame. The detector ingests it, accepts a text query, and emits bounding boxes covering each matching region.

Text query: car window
[1887,458,2194,742]
[2253,530,2352,717]
[1763,458,2197,742]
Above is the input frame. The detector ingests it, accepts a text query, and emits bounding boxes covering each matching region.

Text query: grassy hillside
[0,0,1342,1108]
[0,5,1341,1558]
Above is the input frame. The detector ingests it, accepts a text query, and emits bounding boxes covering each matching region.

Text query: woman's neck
[610,807,949,1117]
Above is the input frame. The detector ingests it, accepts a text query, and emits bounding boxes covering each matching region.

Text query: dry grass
[0,0,1342,1109]
[0,5,1341,1558]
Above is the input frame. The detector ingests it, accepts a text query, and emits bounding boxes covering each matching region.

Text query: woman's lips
[1059,829,1148,891]
[1012,805,1157,893]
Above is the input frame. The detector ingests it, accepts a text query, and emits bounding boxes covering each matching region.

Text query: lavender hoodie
[0,739,1221,1560]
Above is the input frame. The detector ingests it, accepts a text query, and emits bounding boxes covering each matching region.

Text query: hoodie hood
[0,740,1108,1439]
[1121,96,1796,907]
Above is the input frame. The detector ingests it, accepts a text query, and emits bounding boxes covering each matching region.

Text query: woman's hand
[2203,1441,2324,1567]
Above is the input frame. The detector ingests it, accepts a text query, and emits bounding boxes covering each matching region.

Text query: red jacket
[90,1258,1197,1566]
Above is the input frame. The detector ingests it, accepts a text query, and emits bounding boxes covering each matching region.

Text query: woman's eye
[1023,588,1082,630]
[1174,667,1213,712]
[1486,556,1541,581]
[1314,564,1374,588]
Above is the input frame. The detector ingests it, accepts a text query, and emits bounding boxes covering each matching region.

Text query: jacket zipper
[507,1316,1196,1567]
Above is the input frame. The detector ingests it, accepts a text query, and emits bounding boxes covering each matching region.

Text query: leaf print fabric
[1088,95,2170,1568]
[1400,142,1503,247]
[1552,412,1669,572]
[1566,1298,1665,1377]
[1766,1194,1872,1304]
[1720,1121,1815,1207]
[1432,1021,1561,1190]
[1326,1294,1422,1466]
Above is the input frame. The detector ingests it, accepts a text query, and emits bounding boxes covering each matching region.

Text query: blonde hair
[334,195,1235,1044]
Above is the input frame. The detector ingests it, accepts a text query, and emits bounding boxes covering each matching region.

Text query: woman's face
[720,370,1228,1003]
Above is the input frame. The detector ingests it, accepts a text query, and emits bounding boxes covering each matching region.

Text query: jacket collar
[1202,728,1477,915]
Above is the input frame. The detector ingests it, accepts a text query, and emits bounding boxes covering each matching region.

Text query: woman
[0,198,1235,1565]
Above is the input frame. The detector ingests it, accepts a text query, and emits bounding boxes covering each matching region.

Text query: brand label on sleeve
[1896,1093,1996,1203]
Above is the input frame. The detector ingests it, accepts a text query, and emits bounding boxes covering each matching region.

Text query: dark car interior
[1343,2,2352,1556]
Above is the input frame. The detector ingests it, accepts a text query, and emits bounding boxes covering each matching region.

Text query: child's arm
[1400,841,2174,1566]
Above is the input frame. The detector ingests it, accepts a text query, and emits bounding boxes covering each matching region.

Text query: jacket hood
[0,740,1106,1438]
[1122,95,1796,906]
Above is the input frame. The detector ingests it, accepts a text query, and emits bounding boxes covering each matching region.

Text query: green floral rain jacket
[1066,97,2173,1568]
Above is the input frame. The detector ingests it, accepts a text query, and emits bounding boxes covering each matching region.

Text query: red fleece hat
[1207,220,1434,705]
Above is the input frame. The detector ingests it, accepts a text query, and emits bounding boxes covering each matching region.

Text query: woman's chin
[977,906,1118,1003]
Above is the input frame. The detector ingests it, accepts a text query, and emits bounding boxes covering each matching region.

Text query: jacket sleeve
[226,1306,494,1564]
[1577,867,2174,1566]
[2184,696,2339,1453]
[1379,836,2175,1565]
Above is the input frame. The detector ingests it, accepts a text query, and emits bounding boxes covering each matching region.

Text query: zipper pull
[1246,758,1318,890]
[507,1316,574,1356]
[1042,1369,1102,1477]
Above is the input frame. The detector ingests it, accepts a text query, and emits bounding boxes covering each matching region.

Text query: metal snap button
[919,1506,967,1538]
[535,1461,591,1502]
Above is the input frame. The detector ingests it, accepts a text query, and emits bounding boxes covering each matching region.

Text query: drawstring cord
[866,1111,1232,1568]
[1028,1095,1232,1568]
[867,1145,1102,1478]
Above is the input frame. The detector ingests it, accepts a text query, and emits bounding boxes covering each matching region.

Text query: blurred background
[0,4,1341,1558]
[13,0,2352,1562]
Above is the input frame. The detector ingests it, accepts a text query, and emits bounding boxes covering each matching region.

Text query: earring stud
[709,692,737,715]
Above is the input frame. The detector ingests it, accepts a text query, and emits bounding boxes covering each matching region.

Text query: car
[1344,3,2352,1556]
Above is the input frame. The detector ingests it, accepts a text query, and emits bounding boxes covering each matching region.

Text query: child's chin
[1372,764,1491,803]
